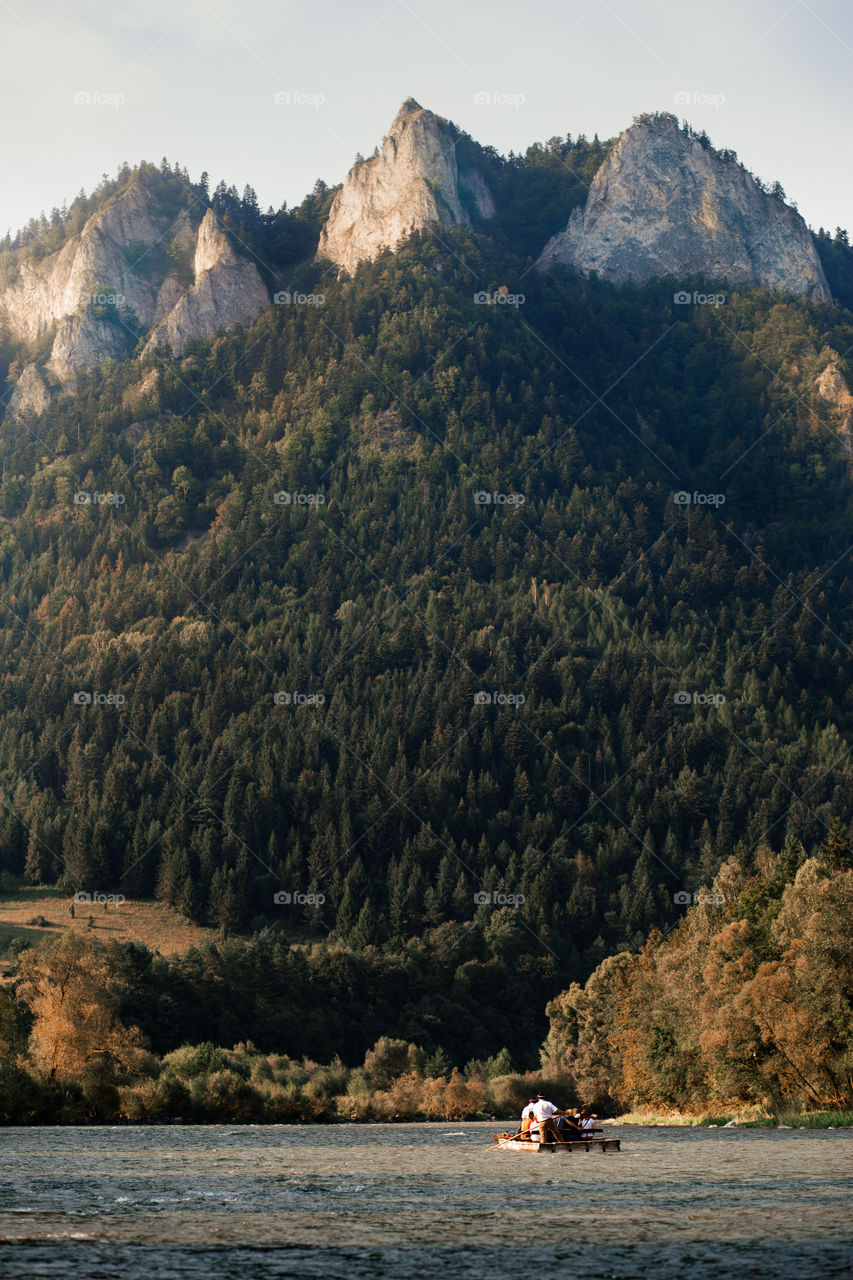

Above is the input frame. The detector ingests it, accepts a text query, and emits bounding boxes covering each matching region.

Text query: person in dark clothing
[554,1112,583,1140]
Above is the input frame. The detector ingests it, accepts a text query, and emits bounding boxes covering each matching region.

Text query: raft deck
[494,1135,620,1154]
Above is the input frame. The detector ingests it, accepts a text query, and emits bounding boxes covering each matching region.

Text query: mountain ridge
[536,112,830,299]
[0,101,848,420]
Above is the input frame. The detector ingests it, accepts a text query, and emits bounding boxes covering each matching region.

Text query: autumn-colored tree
[541,952,635,1109]
[17,934,149,1081]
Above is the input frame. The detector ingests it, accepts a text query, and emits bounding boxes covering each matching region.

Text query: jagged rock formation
[815,360,853,444]
[537,114,830,300]
[142,210,269,358]
[5,362,54,420]
[1,183,165,355]
[0,184,270,406]
[317,98,495,274]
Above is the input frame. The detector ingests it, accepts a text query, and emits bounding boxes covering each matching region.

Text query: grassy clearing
[0,888,217,972]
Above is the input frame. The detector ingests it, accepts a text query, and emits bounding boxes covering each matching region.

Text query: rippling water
[1,1123,851,1278]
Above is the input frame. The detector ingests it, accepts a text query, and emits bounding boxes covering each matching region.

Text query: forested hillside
[3,151,853,1066]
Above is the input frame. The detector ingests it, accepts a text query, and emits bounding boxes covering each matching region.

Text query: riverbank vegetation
[611,1108,853,1127]
[0,931,569,1123]
[542,848,853,1115]
[1,843,849,1125]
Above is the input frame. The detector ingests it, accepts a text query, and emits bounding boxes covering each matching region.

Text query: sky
[1,0,851,238]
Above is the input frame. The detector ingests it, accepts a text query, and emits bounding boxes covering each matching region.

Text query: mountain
[316,98,495,273]
[537,113,830,299]
[2,104,853,1067]
[0,174,269,411]
[1,103,840,420]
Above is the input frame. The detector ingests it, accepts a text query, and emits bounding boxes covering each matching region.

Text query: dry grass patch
[0,888,216,973]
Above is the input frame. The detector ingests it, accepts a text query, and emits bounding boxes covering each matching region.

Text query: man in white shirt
[519,1097,537,1140]
[532,1095,558,1143]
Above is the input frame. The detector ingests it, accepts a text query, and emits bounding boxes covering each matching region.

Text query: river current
[1,1122,851,1278]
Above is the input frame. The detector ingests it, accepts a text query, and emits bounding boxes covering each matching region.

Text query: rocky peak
[141,210,269,359]
[194,207,238,275]
[316,98,495,274]
[1,181,270,414]
[537,114,830,300]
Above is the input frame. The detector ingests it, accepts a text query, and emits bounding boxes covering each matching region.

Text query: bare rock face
[5,362,54,420]
[537,114,830,300]
[317,98,494,274]
[1,183,171,360]
[47,310,131,383]
[0,185,270,408]
[815,360,853,442]
[141,210,269,358]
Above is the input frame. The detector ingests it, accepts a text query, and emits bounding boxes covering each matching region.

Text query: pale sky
[1,0,851,238]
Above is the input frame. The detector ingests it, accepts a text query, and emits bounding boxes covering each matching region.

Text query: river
[1,1122,851,1278]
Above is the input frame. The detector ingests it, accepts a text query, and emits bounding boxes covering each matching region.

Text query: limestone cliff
[1,182,173,370]
[815,360,853,443]
[5,362,54,420]
[317,98,494,274]
[0,182,270,409]
[141,210,269,358]
[537,114,830,300]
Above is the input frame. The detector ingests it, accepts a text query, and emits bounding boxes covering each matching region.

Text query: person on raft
[519,1097,538,1139]
[517,1095,583,1142]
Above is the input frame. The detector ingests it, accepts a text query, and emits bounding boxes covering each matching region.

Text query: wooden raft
[493,1134,621,1154]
